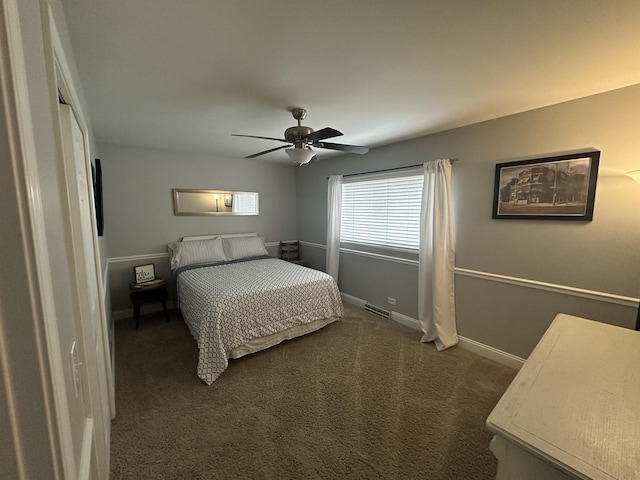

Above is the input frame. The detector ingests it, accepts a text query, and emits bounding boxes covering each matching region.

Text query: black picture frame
[492,151,600,221]
[93,158,104,236]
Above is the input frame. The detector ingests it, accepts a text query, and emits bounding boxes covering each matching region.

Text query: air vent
[365,303,390,319]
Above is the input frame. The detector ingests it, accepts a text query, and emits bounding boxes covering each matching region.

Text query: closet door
[59,103,111,478]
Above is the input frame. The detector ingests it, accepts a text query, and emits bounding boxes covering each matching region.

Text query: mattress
[176,256,343,384]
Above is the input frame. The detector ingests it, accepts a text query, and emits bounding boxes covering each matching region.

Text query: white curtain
[326,175,343,281]
[418,159,458,350]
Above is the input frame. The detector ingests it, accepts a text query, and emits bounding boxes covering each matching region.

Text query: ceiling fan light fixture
[234,109,368,161]
[286,147,315,165]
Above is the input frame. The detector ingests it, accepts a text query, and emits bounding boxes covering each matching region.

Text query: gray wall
[296,84,640,359]
[101,143,298,311]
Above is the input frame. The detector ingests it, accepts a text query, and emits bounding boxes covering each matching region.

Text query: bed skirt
[228,316,339,359]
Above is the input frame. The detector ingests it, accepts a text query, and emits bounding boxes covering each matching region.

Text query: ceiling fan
[232,108,369,165]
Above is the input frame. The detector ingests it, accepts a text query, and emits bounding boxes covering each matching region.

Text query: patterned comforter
[176,256,344,384]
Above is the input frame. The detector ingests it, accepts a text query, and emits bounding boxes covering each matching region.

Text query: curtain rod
[326,159,458,180]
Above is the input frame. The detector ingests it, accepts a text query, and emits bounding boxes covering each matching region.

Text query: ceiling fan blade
[232,134,289,143]
[314,142,369,155]
[244,144,290,159]
[304,127,343,142]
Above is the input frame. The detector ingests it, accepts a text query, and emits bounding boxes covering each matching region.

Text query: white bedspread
[177,257,343,384]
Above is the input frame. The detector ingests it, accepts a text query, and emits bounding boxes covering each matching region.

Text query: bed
[169,233,343,384]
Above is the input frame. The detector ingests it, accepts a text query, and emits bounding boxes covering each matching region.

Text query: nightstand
[129,279,170,330]
[279,240,305,266]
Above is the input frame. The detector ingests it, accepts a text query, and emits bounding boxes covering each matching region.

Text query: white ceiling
[60,0,640,164]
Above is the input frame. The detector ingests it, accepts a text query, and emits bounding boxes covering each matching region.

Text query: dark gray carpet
[110,304,515,479]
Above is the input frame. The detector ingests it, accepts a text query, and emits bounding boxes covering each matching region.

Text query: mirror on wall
[172,189,259,216]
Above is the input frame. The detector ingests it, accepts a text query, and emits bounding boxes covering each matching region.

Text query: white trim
[457,336,525,371]
[340,292,367,309]
[102,262,109,298]
[455,268,639,308]
[301,241,418,266]
[78,418,93,480]
[108,252,169,264]
[346,243,418,256]
[387,311,525,370]
[108,240,279,266]
[100,260,114,420]
[1,1,71,477]
[300,240,326,250]
[45,7,111,475]
[300,241,639,308]
[113,300,176,321]
[340,247,418,267]
[344,297,524,371]
[390,310,422,330]
[108,245,279,266]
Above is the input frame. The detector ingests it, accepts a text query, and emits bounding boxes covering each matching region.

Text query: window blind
[341,173,423,250]
[232,194,256,213]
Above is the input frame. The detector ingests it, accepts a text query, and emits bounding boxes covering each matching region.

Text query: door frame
[0,0,78,478]
[0,0,113,478]
[45,7,116,418]
[40,4,114,478]
[41,4,115,419]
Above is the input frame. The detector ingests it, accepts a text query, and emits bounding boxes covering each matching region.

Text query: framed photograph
[134,264,155,284]
[224,193,233,207]
[93,158,104,237]
[91,158,104,236]
[492,151,600,221]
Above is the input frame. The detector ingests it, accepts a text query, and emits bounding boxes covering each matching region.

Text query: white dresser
[486,313,640,480]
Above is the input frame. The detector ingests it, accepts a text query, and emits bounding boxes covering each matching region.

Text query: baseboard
[343,294,524,371]
[341,292,367,308]
[390,311,421,330]
[117,291,525,370]
[457,335,525,370]
[391,311,524,370]
[113,300,176,321]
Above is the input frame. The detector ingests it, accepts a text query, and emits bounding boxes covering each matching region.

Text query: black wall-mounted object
[93,158,104,236]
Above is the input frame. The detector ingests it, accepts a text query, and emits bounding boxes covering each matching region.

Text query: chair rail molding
[108,242,280,265]
[108,253,169,264]
[302,241,639,308]
[455,268,638,308]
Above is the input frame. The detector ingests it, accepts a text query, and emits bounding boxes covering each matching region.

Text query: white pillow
[168,237,227,269]
[222,236,268,260]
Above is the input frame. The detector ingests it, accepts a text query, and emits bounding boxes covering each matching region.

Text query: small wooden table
[129,279,170,330]
[486,314,640,480]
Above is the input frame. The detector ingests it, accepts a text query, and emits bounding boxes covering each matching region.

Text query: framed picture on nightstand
[134,263,155,284]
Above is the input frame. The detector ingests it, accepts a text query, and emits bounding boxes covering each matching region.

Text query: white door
[0,0,111,477]
[0,2,92,477]
[59,103,111,478]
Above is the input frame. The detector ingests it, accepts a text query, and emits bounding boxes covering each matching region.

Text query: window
[341,172,423,250]
[232,193,257,214]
